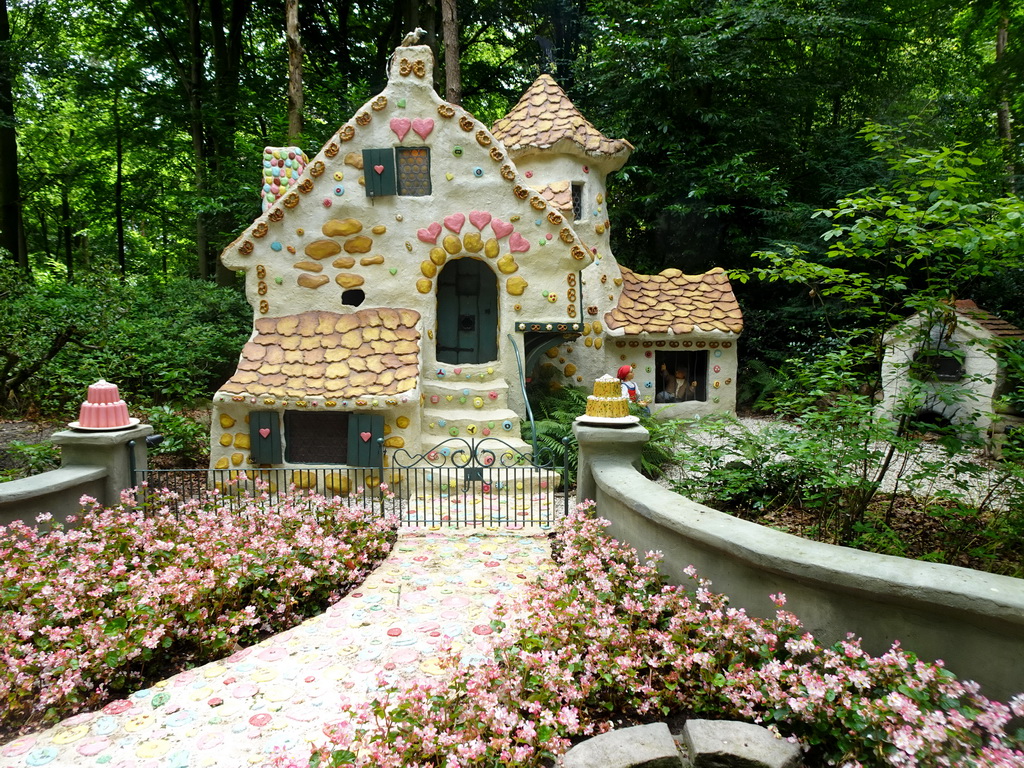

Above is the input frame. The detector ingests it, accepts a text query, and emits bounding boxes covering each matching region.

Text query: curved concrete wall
[574,423,1024,703]
[0,424,152,528]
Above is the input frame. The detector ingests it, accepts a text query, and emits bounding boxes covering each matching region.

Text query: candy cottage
[210,44,595,478]
[210,43,744,477]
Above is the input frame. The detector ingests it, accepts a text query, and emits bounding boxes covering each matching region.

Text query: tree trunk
[181,0,210,279]
[0,0,27,273]
[441,0,460,105]
[113,82,126,281]
[286,0,304,141]
[61,175,72,282]
[996,13,1017,193]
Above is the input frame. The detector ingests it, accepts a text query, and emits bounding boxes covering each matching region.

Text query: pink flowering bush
[0,487,396,736]
[309,502,1023,768]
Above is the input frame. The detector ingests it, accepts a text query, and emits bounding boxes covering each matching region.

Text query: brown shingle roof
[533,181,573,212]
[604,267,743,335]
[492,74,633,158]
[954,300,1024,340]
[219,309,421,400]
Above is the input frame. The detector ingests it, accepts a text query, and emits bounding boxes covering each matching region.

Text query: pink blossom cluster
[0,486,396,736]
[307,502,1023,768]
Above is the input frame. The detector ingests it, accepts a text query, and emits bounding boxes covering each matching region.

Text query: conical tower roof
[492,74,632,163]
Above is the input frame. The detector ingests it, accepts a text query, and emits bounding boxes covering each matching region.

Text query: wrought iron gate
[131,437,569,528]
[383,436,569,528]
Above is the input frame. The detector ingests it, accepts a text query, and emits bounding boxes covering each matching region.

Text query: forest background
[0,0,1022,418]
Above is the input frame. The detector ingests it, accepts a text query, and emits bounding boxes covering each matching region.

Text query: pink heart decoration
[509,232,531,252]
[491,219,513,239]
[360,432,372,443]
[417,222,442,243]
[469,210,492,230]
[443,213,465,233]
[390,117,411,142]
[453,368,462,375]
[374,165,385,175]
[259,428,270,439]
[412,117,434,140]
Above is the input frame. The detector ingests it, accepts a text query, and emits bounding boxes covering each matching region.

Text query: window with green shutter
[249,411,282,464]
[284,411,349,463]
[348,413,384,467]
[363,148,431,198]
[363,148,397,197]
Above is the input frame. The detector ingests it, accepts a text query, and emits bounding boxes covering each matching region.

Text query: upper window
[571,182,584,221]
[363,147,431,198]
[397,148,431,195]
[912,348,964,382]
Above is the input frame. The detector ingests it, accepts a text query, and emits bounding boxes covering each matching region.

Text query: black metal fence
[133,437,569,528]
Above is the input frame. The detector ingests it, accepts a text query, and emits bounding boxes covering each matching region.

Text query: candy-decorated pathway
[0,529,552,768]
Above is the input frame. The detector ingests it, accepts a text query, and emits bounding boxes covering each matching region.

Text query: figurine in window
[675,373,698,401]
[656,363,678,402]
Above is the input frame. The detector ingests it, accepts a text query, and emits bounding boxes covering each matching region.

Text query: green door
[436,258,498,364]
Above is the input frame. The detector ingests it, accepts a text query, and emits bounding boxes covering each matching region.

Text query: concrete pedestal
[573,420,649,505]
[50,423,154,507]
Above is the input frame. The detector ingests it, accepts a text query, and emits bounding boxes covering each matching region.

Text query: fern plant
[522,385,675,484]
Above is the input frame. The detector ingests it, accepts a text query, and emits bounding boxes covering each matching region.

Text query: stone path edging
[559,720,803,768]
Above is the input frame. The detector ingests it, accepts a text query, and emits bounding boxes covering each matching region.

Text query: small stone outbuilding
[879,300,1024,438]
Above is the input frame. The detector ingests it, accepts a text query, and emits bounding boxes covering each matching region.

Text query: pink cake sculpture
[76,380,132,429]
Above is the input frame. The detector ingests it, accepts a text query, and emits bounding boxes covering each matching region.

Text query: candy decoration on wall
[262,147,308,212]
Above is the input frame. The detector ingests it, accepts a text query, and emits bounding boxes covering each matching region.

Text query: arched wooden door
[436,258,498,364]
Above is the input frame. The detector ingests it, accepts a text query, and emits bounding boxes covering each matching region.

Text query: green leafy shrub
[1,276,251,417]
[0,441,61,482]
[142,405,209,464]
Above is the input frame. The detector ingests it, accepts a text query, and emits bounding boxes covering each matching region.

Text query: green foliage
[0,440,60,482]
[522,386,586,484]
[743,125,1024,342]
[671,404,1024,575]
[142,406,208,463]
[0,277,250,416]
[524,384,675,484]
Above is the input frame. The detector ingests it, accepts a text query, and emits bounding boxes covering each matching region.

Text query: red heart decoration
[469,210,492,230]
[412,117,435,140]
[509,232,531,252]
[444,213,465,233]
[374,164,385,175]
[360,432,372,442]
[491,219,513,239]
[259,428,271,438]
[390,117,411,142]
[416,221,442,243]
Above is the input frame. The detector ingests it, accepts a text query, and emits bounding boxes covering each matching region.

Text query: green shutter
[362,149,397,197]
[249,411,282,464]
[348,413,383,467]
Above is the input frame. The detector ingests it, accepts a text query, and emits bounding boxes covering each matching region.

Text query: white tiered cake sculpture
[73,380,135,430]
[585,374,631,419]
